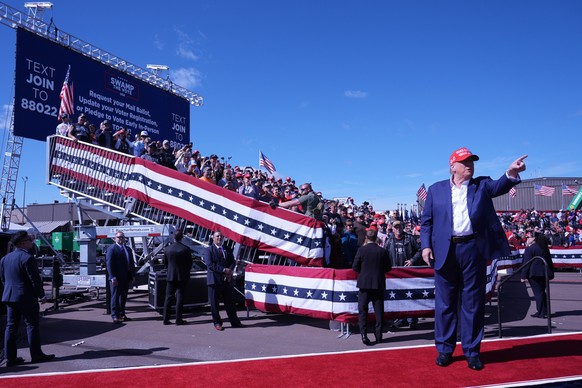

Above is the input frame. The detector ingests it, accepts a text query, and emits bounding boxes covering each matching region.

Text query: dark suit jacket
[164,242,193,282]
[203,244,235,286]
[352,243,392,290]
[420,174,517,270]
[521,243,555,279]
[106,243,135,282]
[0,248,45,303]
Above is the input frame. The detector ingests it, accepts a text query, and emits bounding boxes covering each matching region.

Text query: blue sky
[1,1,581,211]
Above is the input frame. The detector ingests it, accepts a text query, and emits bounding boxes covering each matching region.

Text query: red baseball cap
[449,147,479,166]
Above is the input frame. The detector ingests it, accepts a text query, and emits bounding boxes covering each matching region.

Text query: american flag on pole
[59,65,74,120]
[509,187,517,198]
[416,184,428,201]
[259,151,276,174]
[534,184,555,197]
[562,183,578,196]
[50,137,324,266]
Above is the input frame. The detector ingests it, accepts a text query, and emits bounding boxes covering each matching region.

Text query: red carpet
[2,332,582,387]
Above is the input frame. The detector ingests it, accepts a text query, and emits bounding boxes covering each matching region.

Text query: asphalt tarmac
[1,271,581,377]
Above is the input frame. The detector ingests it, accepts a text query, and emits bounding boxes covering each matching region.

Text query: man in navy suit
[203,231,242,331]
[106,232,135,323]
[162,230,193,325]
[420,147,527,371]
[1,231,55,366]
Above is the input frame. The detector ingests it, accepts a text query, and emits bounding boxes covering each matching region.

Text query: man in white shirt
[420,147,527,371]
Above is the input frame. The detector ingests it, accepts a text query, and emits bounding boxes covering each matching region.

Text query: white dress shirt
[450,179,473,236]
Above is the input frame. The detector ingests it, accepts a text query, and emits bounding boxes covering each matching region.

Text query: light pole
[22,176,28,209]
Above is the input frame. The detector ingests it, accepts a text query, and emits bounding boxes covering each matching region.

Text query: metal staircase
[46,135,297,270]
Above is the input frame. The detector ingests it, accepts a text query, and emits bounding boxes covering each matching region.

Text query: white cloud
[174,27,200,61]
[170,67,202,89]
[153,34,164,50]
[344,90,368,99]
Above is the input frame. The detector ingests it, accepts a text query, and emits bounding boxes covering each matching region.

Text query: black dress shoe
[122,316,132,322]
[163,320,172,325]
[435,352,452,367]
[175,320,188,326]
[467,356,484,371]
[373,333,383,344]
[31,354,55,364]
[6,357,25,367]
[231,322,244,328]
[530,312,540,318]
[361,334,373,346]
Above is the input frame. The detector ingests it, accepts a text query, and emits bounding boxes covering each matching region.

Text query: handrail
[497,255,552,338]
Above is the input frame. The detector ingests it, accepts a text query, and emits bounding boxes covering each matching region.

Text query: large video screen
[14,28,190,147]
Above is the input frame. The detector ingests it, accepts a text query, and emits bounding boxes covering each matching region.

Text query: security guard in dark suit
[106,232,135,323]
[1,231,55,366]
[352,228,392,346]
[203,231,243,331]
[163,230,193,325]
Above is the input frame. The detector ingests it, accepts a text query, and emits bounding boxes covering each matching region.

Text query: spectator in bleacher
[160,140,176,169]
[208,155,224,182]
[278,183,323,220]
[217,168,238,191]
[238,173,259,199]
[96,120,115,150]
[68,113,92,143]
[550,226,565,247]
[282,186,294,201]
[353,212,368,246]
[258,182,275,202]
[133,131,149,156]
[175,148,193,173]
[199,166,216,185]
[342,218,359,266]
[185,163,200,178]
[141,143,161,164]
[88,123,98,144]
[56,113,72,136]
[113,128,133,154]
[270,186,283,204]
[385,220,424,330]
[329,218,349,269]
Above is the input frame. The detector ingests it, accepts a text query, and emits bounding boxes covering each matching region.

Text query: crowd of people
[56,113,582,261]
[500,208,582,249]
[56,114,582,254]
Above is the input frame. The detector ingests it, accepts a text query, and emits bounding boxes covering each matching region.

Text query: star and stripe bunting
[50,137,325,265]
[245,265,437,323]
[245,248,582,323]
